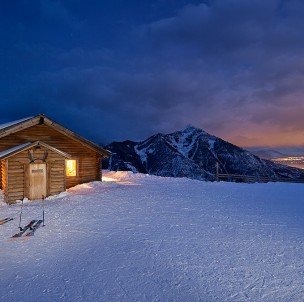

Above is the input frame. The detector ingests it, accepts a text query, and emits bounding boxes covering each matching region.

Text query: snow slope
[1,171,304,301]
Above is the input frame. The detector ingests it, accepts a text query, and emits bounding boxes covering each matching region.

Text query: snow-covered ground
[1,171,304,301]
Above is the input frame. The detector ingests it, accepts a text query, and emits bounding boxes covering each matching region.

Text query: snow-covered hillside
[1,171,304,301]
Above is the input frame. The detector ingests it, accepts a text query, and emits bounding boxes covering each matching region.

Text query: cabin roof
[0,114,111,157]
[0,141,72,160]
[0,116,33,130]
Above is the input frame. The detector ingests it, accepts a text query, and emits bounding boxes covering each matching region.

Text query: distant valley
[247,147,304,170]
[272,157,304,170]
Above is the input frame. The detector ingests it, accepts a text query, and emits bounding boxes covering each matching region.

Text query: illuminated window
[66,159,77,176]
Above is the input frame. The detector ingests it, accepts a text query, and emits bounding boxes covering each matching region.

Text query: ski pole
[18,198,24,231]
[42,195,45,226]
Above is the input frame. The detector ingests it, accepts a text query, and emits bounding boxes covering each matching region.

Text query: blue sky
[1,0,304,147]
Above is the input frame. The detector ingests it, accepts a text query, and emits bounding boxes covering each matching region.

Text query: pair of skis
[11,219,43,238]
[0,217,13,225]
[12,195,45,239]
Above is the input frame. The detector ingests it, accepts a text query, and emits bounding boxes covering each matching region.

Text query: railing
[217,173,304,184]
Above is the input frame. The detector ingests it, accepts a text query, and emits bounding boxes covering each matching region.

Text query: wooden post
[216,162,219,181]
[98,157,103,181]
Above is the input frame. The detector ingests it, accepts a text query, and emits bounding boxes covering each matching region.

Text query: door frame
[28,163,47,200]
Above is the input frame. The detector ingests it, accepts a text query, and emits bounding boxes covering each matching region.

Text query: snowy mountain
[103,126,304,181]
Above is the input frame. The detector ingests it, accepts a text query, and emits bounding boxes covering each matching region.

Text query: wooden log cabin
[0,114,111,204]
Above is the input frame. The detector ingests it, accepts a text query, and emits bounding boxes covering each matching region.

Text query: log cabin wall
[1,160,7,200]
[48,157,66,196]
[5,146,66,204]
[7,157,24,203]
[0,159,2,189]
[0,124,102,190]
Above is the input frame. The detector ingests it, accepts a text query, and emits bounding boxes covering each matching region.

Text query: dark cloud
[132,0,304,144]
[1,0,304,147]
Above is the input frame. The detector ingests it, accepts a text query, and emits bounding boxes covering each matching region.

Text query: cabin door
[29,163,47,200]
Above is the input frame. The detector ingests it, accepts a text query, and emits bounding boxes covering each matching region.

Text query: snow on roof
[0,142,32,159]
[0,141,72,160]
[0,116,33,131]
[0,114,111,157]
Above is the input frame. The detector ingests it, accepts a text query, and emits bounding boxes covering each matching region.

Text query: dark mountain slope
[103,126,304,181]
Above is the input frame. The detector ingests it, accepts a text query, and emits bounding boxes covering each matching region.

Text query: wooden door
[29,163,47,200]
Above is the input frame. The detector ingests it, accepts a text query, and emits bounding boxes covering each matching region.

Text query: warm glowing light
[66,159,77,176]
[102,171,141,185]
[273,157,304,169]
[102,176,117,182]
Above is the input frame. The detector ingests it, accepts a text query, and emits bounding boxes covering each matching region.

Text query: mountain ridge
[103,126,304,182]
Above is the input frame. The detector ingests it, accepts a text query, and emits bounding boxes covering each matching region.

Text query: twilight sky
[1,0,304,147]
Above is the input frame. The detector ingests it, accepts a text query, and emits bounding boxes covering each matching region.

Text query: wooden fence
[217,173,304,184]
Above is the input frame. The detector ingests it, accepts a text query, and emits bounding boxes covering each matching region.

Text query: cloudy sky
[1,0,304,147]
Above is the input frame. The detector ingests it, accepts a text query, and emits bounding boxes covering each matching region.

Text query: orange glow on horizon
[225,129,304,148]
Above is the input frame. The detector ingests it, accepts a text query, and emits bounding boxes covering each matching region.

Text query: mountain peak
[177,125,210,138]
[182,124,199,131]
[179,124,205,134]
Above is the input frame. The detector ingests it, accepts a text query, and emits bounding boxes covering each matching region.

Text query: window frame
[65,159,78,177]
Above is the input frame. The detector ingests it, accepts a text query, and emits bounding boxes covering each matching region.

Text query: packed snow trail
[0,171,304,301]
